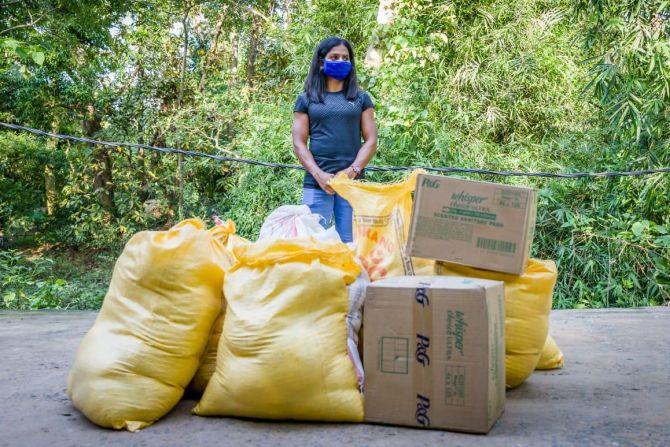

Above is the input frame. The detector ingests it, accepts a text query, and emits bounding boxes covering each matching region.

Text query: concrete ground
[0,308,668,447]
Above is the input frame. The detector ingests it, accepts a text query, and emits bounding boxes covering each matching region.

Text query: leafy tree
[0,0,668,309]
[577,0,670,144]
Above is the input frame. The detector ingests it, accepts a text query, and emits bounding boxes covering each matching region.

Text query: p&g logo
[415,333,430,366]
[415,394,431,427]
[415,287,429,307]
[421,177,440,189]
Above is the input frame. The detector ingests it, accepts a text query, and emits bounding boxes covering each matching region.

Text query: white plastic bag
[258,204,366,388]
[347,267,368,390]
[258,205,333,241]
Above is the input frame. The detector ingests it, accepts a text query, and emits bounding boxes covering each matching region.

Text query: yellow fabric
[190,229,249,395]
[67,219,230,431]
[437,259,557,389]
[209,218,236,243]
[194,238,364,422]
[536,334,564,370]
[190,304,226,394]
[330,170,434,281]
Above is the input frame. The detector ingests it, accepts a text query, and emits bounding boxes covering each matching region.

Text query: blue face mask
[321,59,352,80]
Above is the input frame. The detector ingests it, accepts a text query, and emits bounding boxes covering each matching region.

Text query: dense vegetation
[1,0,669,310]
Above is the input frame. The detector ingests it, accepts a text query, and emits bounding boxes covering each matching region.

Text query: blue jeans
[302,187,353,243]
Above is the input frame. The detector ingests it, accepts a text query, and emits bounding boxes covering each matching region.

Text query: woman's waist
[306,158,367,175]
[309,144,361,159]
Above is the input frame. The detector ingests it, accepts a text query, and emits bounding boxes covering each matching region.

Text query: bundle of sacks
[330,170,564,389]
[195,238,363,420]
[67,219,236,430]
[68,171,564,431]
[195,205,366,420]
[68,207,366,431]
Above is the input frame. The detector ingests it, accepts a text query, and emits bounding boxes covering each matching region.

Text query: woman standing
[292,36,378,243]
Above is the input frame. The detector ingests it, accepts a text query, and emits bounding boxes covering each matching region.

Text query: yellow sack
[194,238,364,422]
[437,259,557,388]
[536,334,564,370]
[330,170,434,281]
[68,219,231,431]
[190,307,226,395]
[190,224,249,395]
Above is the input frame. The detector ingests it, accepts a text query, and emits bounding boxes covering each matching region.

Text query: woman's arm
[341,107,378,179]
[292,111,335,194]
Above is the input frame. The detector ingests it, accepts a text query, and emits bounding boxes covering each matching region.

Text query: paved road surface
[1,308,668,446]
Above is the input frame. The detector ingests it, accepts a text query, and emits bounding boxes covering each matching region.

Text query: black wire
[2,121,670,179]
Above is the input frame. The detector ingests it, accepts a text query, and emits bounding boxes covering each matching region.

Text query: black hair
[303,36,360,103]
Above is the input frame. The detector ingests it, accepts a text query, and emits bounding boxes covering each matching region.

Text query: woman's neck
[326,78,344,92]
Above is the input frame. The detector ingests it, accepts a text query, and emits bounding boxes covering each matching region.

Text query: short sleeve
[294,93,309,113]
[360,91,374,111]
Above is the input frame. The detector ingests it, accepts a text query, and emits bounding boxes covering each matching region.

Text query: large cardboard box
[363,275,505,433]
[407,174,537,275]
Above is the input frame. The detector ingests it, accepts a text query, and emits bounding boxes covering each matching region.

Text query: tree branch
[176,4,193,108]
[0,14,44,36]
[198,12,225,92]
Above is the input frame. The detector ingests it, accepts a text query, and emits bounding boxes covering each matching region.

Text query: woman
[292,36,378,243]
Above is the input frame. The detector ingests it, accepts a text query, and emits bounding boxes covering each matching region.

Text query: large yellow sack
[68,219,231,431]
[194,238,364,422]
[190,224,250,395]
[437,259,557,388]
[330,170,434,281]
[190,307,225,394]
[536,334,564,370]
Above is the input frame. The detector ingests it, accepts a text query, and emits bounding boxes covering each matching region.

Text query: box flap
[369,275,502,290]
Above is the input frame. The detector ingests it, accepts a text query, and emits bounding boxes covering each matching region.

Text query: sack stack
[194,238,364,421]
[405,173,563,388]
[67,219,233,431]
[67,171,563,435]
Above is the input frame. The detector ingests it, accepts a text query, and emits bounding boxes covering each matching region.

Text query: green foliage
[0,0,668,309]
[0,37,45,77]
[0,133,56,242]
[536,178,670,308]
[0,249,114,310]
[576,0,670,144]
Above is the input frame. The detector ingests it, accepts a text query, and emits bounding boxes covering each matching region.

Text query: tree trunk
[229,31,239,75]
[136,136,150,203]
[175,8,192,220]
[284,0,294,25]
[44,165,56,215]
[177,12,190,108]
[246,17,259,87]
[176,150,184,220]
[198,12,225,93]
[44,119,59,216]
[364,0,397,68]
[84,104,115,214]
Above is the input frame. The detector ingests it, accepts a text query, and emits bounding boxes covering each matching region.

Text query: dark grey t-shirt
[294,90,374,189]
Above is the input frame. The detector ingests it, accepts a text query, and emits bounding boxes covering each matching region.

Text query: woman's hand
[337,166,357,180]
[315,170,336,194]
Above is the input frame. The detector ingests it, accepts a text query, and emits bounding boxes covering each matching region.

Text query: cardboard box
[407,174,537,275]
[363,275,505,433]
